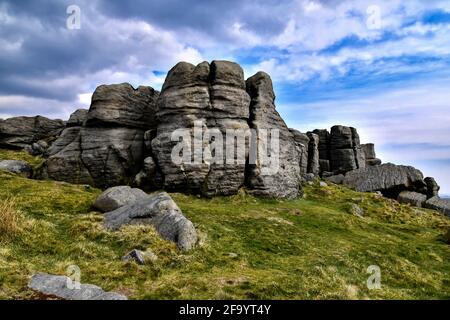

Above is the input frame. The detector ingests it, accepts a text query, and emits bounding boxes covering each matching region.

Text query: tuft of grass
[0,149,449,300]
[0,198,24,243]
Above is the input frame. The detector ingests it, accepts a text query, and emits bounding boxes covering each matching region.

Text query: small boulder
[319,181,328,187]
[397,191,427,208]
[93,186,148,213]
[28,272,127,300]
[104,192,197,252]
[122,249,158,265]
[0,160,32,178]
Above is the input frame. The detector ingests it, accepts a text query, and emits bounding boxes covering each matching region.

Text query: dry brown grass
[0,197,23,242]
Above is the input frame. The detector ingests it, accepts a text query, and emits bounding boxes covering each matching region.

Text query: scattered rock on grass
[28,272,127,300]
[424,197,450,217]
[319,181,328,187]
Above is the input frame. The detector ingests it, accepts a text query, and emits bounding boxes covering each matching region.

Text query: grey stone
[424,196,450,217]
[319,159,330,174]
[122,249,157,265]
[365,158,382,166]
[290,129,310,177]
[38,83,157,188]
[0,160,32,178]
[86,83,159,129]
[325,174,345,185]
[424,177,440,199]
[133,156,163,190]
[362,143,381,167]
[0,116,64,150]
[343,163,426,197]
[93,186,148,212]
[245,72,301,199]
[397,191,427,207]
[312,129,330,160]
[152,61,251,197]
[104,192,197,251]
[319,181,328,187]
[66,109,88,127]
[349,203,365,217]
[28,272,127,300]
[306,132,320,176]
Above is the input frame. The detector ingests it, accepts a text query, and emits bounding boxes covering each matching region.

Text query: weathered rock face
[245,72,301,199]
[306,132,320,176]
[93,186,148,212]
[311,126,370,176]
[103,191,197,251]
[38,84,158,188]
[343,163,426,197]
[0,116,65,150]
[361,143,381,167]
[151,61,250,196]
[28,273,127,300]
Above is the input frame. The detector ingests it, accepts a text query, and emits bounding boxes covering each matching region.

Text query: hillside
[0,149,449,300]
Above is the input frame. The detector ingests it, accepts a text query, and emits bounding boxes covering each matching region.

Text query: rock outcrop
[0,116,64,151]
[28,272,127,300]
[102,191,197,251]
[38,84,159,188]
[361,143,382,166]
[343,163,426,197]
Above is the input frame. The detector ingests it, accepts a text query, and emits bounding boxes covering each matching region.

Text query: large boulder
[151,61,250,196]
[245,72,301,199]
[306,132,320,176]
[0,116,64,150]
[343,163,426,197]
[93,186,148,212]
[424,197,450,217]
[38,84,158,188]
[0,160,33,178]
[103,192,197,251]
[397,191,427,207]
[28,273,127,300]
[329,125,365,173]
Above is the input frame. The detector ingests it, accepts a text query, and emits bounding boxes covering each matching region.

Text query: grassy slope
[0,149,449,300]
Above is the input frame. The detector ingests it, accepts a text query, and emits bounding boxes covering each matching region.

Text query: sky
[0,0,450,195]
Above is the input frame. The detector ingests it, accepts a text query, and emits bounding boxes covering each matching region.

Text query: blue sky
[1,0,450,195]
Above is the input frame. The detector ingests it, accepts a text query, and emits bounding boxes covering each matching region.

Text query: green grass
[0,149,449,300]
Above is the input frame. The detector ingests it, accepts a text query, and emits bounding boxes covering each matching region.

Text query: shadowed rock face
[245,72,301,199]
[38,84,159,188]
[0,116,65,150]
